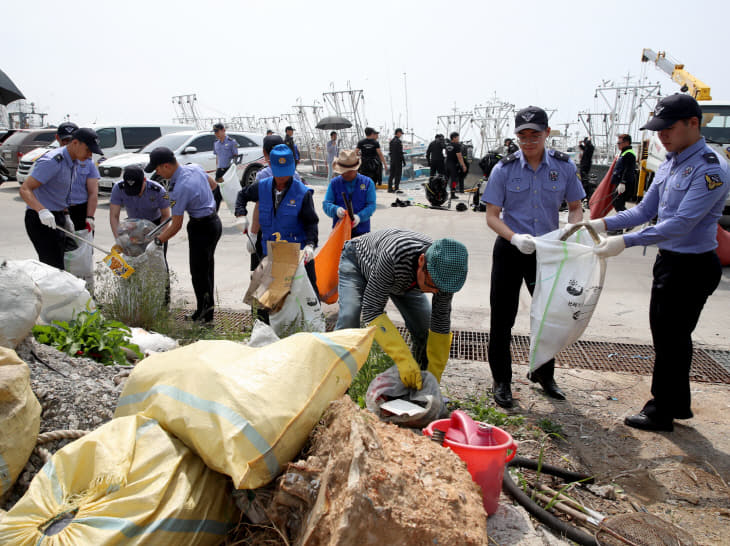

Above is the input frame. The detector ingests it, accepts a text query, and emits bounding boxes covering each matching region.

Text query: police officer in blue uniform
[144,147,222,323]
[322,149,377,238]
[19,128,103,269]
[235,144,319,291]
[109,165,171,239]
[590,94,730,432]
[68,148,100,232]
[213,123,238,211]
[482,106,585,408]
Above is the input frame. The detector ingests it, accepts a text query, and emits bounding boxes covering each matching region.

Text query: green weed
[447,394,526,428]
[348,345,395,407]
[536,418,564,436]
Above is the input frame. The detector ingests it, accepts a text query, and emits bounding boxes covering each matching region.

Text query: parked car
[15,123,193,184]
[0,129,57,178]
[96,130,265,192]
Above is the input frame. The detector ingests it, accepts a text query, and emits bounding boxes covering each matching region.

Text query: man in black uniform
[445,132,468,198]
[284,126,300,166]
[608,133,636,234]
[357,127,387,185]
[426,134,446,177]
[578,136,594,196]
[504,138,519,155]
[388,128,406,193]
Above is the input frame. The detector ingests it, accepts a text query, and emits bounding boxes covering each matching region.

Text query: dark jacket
[389,136,406,166]
[426,139,445,166]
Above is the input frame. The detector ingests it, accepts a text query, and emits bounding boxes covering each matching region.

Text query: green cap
[425,238,468,293]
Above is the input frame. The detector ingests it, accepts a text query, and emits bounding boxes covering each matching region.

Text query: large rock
[266,396,489,545]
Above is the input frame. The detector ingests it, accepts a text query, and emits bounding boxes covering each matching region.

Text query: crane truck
[638,48,730,226]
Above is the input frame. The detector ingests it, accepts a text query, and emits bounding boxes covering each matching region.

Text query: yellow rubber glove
[369,314,423,390]
[426,330,453,382]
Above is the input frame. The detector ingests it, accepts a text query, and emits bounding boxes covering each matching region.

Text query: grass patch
[348,344,395,408]
[536,418,564,437]
[447,393,526,429]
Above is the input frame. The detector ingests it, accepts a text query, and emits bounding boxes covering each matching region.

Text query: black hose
[502,457,598,546]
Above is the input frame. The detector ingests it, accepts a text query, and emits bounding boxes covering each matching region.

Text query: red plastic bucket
[424,418,517,515]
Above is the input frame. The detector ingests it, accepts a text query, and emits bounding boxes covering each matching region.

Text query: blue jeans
[335,241,431,366]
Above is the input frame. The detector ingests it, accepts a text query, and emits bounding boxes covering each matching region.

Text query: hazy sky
[3,0,728,142]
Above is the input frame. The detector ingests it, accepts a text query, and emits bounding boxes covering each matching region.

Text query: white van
[15,123,194,183]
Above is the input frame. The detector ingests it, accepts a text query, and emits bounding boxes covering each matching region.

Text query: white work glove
[38,209,56,229]
[302,245,314,264]
[510,233,536,254]
[85,217,95,232]
[235,216,249,233]
[587,218,607,235]
[64,213,74,232]
[593,235,626,258]
[246,234,256,254]
[336,207,346,219]
[352,214,361,228]
[616,183,626,195]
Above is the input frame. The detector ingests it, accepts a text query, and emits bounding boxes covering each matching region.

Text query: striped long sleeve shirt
[349,228,453,333]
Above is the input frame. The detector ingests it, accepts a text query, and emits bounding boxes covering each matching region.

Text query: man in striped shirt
[335,229,468,390]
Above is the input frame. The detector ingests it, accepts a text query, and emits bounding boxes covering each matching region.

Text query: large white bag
[219,163,241,215]
[530,227,606,372]
[64,228,94,291]
[0,261,41,349]
[6,260,96,324]
[269,261,326,337]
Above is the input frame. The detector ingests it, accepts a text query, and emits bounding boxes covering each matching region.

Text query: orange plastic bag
[314,218,351,303]
[589,157,617,220]
[717,224,730,266]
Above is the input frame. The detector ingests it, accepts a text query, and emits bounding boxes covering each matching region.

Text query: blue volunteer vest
[329,174,370,236]
[259,176,308,255]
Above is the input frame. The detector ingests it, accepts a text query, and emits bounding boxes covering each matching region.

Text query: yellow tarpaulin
[114,328,375,489]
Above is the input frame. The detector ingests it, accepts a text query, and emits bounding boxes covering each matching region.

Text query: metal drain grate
[173,309,730,385]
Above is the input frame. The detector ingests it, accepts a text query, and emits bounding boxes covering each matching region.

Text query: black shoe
[527,371,566,400]
[674,409,694,420]
[493,382,513,408]
[186,310,201,322]
[387,189,395,193]
[395,189,403,194]
[624,412,674,432]
[450,192,457,199]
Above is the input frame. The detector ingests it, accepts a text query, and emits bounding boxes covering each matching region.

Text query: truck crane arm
[641,48,712,101]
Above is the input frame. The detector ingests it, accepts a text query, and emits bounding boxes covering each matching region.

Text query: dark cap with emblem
[56,122,78,141]
[144,147,176,172]
[640,93,703,131]
[514,106,549,133]
[73,127,103,154]
[364,127,379,136]
[263,135,285,154]
[122,165,145,196]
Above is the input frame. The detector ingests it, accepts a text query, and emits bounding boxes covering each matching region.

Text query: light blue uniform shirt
[68,158,100,205]
[110,179,170,221]
[482,149,585,236]
[213,136,239,169]
[322,173,377,222]
[168,164,216,218]
[326,140,339,165]
[607,137,730,253]
[28,147,75,211]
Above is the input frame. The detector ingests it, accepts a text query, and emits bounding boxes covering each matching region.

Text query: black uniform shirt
[445,141,462,165]
[357,138,380,160]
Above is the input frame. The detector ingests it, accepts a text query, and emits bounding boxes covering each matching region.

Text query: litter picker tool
[57,227,135,279]
[341,192,354,222]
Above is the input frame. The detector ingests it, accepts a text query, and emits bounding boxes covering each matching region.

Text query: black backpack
[478,152,502,177]
[425,174,448,206]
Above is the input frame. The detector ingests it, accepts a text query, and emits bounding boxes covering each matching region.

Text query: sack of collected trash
[366,365,444,428]
[219,163,240,214]
[269,261,326,337]
[0,261,42,349]
[115,328,376,489]
[6,260,95,324]
[115,218,157,257]
[530,227,606,373]
[64,228,94,292]
[0,347,42,500]
[0,414,236,545]
[314,217,351,303]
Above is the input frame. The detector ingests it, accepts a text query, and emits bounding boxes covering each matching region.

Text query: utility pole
[403,72,410,144]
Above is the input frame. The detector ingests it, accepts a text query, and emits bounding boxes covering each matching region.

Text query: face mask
[122,180,143,196]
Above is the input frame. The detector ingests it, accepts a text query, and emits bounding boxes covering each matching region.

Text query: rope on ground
[37,430,90,445]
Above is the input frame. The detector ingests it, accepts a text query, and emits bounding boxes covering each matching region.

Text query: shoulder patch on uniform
[500,153,519,164]
[703,152,719,164]
[550,150,570,162]
[705,173,723,190]
[54,154,63,162]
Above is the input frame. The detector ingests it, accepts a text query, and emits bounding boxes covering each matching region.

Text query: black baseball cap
[365,127,379,136]
[57,122,78,141]
[640,93,703,131]
[514,106,549,133]
[263,135,284,154]
[123,165,145,185]
[73,127,103,154]
[285,126,294,132]
[144,146,176,172]
[395,128,403,134]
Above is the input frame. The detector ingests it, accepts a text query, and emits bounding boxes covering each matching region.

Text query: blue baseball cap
[270,144,295,177]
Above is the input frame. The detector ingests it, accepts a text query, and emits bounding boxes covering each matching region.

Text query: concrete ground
[1,179,728,349]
